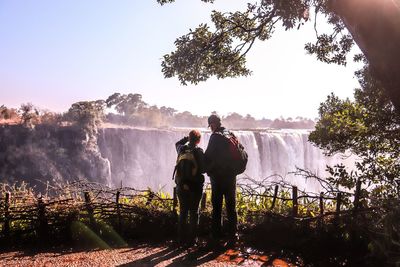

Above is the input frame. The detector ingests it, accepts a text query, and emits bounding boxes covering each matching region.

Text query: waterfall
[98,127,355,193]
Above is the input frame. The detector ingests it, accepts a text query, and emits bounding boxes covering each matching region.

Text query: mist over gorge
[0,121,354,193]
[98,127,355,193]
[0,124,112,189]
[0,94,325,192]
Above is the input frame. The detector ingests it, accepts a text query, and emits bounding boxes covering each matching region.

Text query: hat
[208,114,221,126]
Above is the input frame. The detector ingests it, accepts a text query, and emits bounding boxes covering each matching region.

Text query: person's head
[189,129,201,145]
[208,114,221,132]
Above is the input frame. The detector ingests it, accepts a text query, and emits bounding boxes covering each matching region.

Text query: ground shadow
[165,247,223,267]
[0,246,91,261]
[118,245,185,267]
[0,241,149,261]
[118,244,225,267]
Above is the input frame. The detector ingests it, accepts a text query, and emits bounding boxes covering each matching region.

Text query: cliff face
[0,124,110,190]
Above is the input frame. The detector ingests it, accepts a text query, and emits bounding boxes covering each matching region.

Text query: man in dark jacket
[175,129,205,246]
[205,114,237,247]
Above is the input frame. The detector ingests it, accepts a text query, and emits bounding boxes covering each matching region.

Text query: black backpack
[173,147,198,187]
[218,130,248,175]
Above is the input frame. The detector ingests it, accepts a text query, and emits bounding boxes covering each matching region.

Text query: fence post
[84,191,95,226]
[353,179,362,211]
[270,185,279,211]
[116,191,121,232]
[37,196,48,241]
[292,186,298,217]
[335,192,342,224]
[146,190,155,206]
[336,192,342,213]
[319,193,324,216]
[200,192,207,211]
[318,192,324,228]
[3,192,10,238]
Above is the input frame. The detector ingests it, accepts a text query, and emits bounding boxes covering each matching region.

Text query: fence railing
[0,179,381,241]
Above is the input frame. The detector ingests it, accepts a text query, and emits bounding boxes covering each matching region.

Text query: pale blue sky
[0,0,361,119]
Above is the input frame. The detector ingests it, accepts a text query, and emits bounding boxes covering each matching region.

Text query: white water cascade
[98,127,355,193]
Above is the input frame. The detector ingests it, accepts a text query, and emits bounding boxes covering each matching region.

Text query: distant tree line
[0,94,315,130]
[0,104,62,127]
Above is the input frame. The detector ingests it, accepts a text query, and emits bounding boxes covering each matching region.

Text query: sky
[0,0,362,119]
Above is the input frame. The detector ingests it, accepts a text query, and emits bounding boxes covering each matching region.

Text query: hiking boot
[224,234,238,249]
[224,239,237,249]
[205,238,225,251]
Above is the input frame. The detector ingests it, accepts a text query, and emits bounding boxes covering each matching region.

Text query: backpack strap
[214,129,234,139]
[172,165,177,180]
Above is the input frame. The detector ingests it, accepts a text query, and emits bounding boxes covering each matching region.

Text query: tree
[224,112,244,129]
[159,106,177,117]
[0,105,18,121]
[332,0,400,114]
[0,105,9,120]
[19,103,40,128]
[106,93,148,117]
[244,114,257,129]
[66,100,106,147]
[39,110,62,125]
[139,105,164,127]
[158,0,400,114]
[309,64,400,200]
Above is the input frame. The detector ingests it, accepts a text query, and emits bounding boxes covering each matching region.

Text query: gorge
[98,127,355,193]
[0,125,355,193]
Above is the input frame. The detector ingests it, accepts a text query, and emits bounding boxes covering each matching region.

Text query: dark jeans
[210,175,237,239]
[177,186,202,244]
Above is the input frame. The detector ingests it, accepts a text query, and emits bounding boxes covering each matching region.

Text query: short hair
[189,129,201,144]
[208,114,221,127]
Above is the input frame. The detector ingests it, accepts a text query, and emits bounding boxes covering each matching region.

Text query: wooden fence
[0,179,378,242]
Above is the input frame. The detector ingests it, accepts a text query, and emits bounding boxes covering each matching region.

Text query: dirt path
[0,244,296,267]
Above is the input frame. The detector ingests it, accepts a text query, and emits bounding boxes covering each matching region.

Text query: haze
[0,0,361,119]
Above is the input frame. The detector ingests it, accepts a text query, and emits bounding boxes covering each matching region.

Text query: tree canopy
[160,0,352,85]
[309,64,400,199]
[66,100,106,146]
[159,0,400,113]
[106,93,147,117]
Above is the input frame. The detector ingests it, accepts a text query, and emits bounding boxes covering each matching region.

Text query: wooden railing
[0,179,381,242]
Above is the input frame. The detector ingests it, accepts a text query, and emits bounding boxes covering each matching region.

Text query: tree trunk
[332,0,400,113]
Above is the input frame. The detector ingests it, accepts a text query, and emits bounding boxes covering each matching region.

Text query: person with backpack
[205,114,248,248]
[174,129,205,247]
